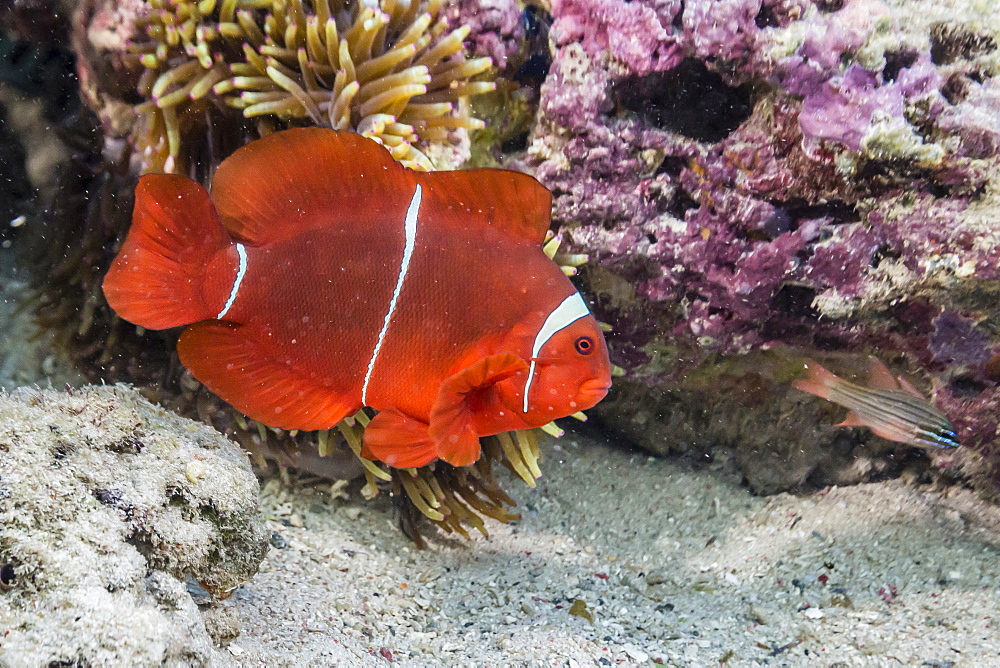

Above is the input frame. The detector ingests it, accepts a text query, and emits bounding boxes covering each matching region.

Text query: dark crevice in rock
[815,0,846,12]
[951,375,989,397]
[667,187,699,220]
[0,33,78,120]
[882,50,919,82]
[513,7,552,88]
[613,58,753,143]
[941,71,972,104]
[754,4,779,29]
[770,283,820,321]
[871,243,903,269]
[930,22,996,65]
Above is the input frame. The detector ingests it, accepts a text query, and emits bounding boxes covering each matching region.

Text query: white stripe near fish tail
[216,243,247,319]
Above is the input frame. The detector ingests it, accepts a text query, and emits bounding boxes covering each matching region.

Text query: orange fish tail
[791,359,841,401]
[103,174,233,330]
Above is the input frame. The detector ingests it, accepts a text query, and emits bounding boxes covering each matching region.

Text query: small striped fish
[793,358,958,449]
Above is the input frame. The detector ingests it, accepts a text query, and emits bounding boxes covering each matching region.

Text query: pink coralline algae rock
[521,0,1000,495]
[442,0,524,71]
[551,0,684,76]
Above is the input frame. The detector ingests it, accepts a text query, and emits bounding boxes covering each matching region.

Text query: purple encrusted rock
[517,0,1000,495]
[442,0,524,72]
[551,0,684,76]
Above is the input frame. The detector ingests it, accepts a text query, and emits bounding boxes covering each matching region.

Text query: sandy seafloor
[3,195,999,668]
[211,431,1000,666]
[3,238,999,667]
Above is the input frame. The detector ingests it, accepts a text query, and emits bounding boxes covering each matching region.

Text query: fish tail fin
[103,174,233,330]
[791,359,841,401]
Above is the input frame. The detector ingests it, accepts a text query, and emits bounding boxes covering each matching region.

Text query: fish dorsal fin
[895,375,926,399]
[867,358,901,392]
[428,353,529,467]
[209,128,417,245]
[421,167,552,245]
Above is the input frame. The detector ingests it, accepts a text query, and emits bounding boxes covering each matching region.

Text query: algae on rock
[0,384,268,666]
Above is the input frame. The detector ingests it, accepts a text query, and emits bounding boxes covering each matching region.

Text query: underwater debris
[131,0,496,172]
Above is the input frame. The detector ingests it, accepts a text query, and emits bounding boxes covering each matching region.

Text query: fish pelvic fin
[363,409,437,469]
[791,359,841,401]
[429,353,529,467]
[103,174,233,330]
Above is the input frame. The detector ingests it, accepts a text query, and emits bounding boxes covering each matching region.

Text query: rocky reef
[0,385,268,665]
[498,0,1000,495]
[4,0,1000,520]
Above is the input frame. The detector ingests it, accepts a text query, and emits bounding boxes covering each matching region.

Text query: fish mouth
[579,379,611,399]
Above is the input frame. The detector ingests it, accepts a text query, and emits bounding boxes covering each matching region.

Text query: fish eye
[574,336,594,355]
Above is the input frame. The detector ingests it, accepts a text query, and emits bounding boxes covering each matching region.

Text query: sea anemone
[39,0,592,545]
[131,0,495,172]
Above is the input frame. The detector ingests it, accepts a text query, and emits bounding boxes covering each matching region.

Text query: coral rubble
[0,384,267,664]
[529,0,1000,494]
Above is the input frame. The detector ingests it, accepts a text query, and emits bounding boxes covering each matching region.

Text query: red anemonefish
[793,358,958,449]
[103,128,611,469]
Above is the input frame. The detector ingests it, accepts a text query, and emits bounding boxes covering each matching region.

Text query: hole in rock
[613,58,753,143]
[930,22,996,65]
[882,50,919,82]
[951,376,987,397]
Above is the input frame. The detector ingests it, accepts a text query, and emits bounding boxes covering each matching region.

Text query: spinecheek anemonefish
[103,127,612,469]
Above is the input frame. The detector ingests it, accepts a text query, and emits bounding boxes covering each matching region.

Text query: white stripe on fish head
[523,292,591,413]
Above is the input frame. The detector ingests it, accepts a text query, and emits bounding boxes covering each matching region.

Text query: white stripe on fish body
[216,242,248,319]
[522,292,591,413]
[362,184,422,405]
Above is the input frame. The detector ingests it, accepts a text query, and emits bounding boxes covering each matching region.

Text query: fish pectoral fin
[428,353,529,467]
[177,321,357,432]
[836,410,867,428]
[362,408,436,469]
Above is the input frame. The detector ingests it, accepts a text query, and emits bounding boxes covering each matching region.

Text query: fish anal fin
[836,411,910,444]
[363,409,437,469]
[836,410,867,428]
[429,353,529,467]
[423,168,552,246]
[178,321,356,432]
[210,128,416,245]
[866,357,901,392]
